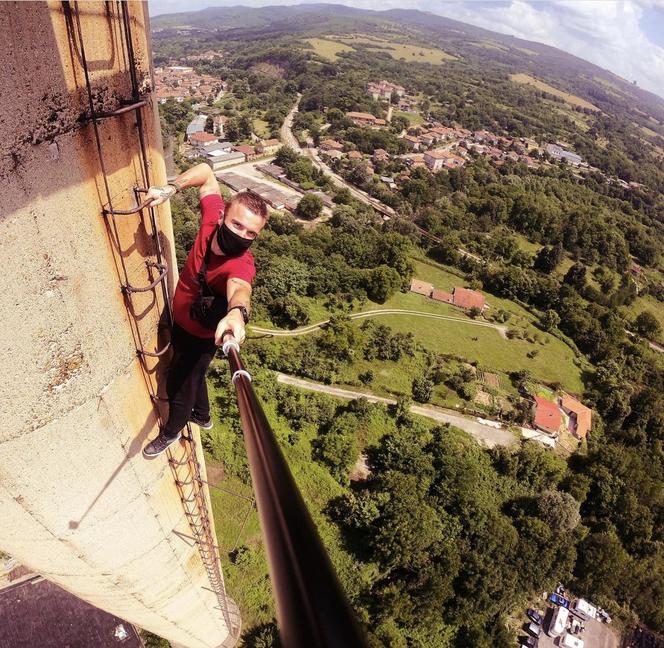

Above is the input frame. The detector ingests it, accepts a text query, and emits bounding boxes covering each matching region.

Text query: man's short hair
[227,191,269,220]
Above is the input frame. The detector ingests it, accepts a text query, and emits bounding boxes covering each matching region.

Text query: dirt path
[250,308,508,338]
[276,373,517,448]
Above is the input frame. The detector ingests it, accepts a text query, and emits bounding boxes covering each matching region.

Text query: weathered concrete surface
[0,3,235,647]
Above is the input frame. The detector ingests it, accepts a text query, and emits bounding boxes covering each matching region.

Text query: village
[161,64,643,201]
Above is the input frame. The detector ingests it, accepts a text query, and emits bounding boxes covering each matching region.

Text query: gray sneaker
[189,413,213,429]
[143,432,181,457]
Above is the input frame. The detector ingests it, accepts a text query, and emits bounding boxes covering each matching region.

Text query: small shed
[410,279,433,297]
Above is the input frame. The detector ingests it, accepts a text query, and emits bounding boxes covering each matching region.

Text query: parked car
[526,622,541,637]
[527,608,543,624]
[520,636,537,647]
[548,592,570,608]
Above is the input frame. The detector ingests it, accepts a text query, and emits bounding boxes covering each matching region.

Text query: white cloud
[424,1,664,97]
[148,0,664,98]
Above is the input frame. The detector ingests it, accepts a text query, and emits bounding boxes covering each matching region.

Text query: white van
[548,605,569,637]
[562,633,584,648]
[573,598,597,619]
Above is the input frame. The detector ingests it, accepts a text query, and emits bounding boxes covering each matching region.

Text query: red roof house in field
[560,393,592,440]
[410,279,434,297]
[452,287,486,311]
[432,288,454,304]
[533,396,562,435]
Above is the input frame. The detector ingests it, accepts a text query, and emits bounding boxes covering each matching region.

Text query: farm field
[253,256,586,394]
[303,37,354,61]
[252,118,270,138]
[471,40,509,52]
[510,73,600,111]
[334,33,456,64]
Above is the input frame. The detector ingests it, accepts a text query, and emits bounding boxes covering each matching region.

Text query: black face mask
[216,222,254,256]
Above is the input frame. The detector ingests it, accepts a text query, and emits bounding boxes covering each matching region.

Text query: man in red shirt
[142,163,269,457]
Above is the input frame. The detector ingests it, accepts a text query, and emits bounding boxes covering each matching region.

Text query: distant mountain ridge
[150,3,664,123]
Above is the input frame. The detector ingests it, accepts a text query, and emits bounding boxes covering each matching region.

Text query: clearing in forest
[303,37,355,61]
[510,73,600,111]
[334,33,456,64]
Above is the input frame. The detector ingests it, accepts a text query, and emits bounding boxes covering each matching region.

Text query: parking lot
[519,607,618,648]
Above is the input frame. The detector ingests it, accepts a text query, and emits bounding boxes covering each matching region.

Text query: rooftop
[561,393,592,439]
[534,396,562,434]
[0,576,142,648]
[452,287,485,310]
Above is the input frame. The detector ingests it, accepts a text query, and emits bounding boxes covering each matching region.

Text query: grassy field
[393,109,424,127]
[334,33,456,64]
[303,37,355,61]
[553,105,592,131]
[511,232,541,255]
[471,40,509,52]
[252,118,270,138]
[620,294,664,344]
[254,256,585,394]
[510,73,600,112]
[511,45,539,56]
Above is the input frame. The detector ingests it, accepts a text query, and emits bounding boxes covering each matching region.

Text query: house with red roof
[319,138,344,152]
[233,144,258,161]
[188,131,218,147]
[560,393,592,440]
[533,396,562,435]
[373,148,389,163]
[256,138,281,155]
[347,111,378,127]
[402,134,421,151]
[451,287,486,311]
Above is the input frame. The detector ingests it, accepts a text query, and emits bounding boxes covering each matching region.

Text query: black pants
[162,324,217,439]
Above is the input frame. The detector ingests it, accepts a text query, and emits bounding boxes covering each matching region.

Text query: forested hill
[150,3,664,125]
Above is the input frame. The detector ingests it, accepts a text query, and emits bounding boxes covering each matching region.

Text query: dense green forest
[154,6,664,646]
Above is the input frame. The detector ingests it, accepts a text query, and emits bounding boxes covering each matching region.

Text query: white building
[206,151,245,171]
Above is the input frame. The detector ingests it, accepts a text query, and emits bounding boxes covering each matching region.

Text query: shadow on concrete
[68,409,155,530]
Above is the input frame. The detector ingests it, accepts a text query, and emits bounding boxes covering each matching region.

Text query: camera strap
[197,226,218,297]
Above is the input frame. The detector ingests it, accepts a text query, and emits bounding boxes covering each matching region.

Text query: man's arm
[146,163,220,206]
[214,277,252,346]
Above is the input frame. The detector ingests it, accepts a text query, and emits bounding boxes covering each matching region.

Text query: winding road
[250,308,508,338]
[276,373,517,448]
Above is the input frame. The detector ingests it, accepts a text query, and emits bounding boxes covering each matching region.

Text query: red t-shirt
[172,193,256,339]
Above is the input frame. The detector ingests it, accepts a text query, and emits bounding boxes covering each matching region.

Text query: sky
[148,0,664,99]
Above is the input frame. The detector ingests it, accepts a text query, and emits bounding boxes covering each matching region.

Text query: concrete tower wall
[0,3,237,647]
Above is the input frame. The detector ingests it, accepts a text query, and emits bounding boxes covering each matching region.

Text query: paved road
[276,373,517,448]
[250,308,508,338]
[280,95,302,151]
